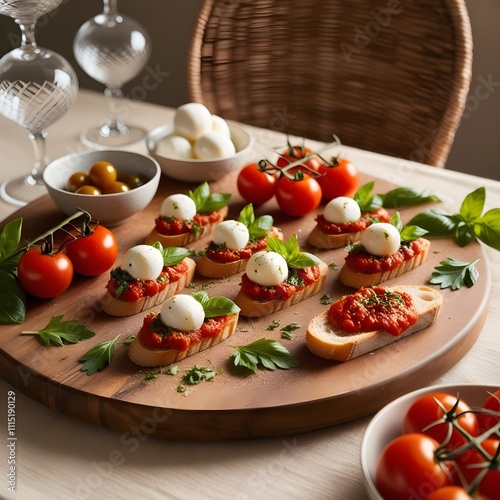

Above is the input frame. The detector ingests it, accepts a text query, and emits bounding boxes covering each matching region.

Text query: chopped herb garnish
[79,335,119,375]
[181,365,219,385]
[320,294,333,305]
[266,319,280,331]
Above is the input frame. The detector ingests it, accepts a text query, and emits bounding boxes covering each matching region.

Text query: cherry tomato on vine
[376,433,454,500]
[477,389,500,436]
[459,438,500,500]
[237,162,277,205]
[275,171,322,217]
[63,225,118,276]
[17,247,73,298]
[316,157,359,200]
[403,392,479,449]
[427,486,472,500]
[277,144,321,174]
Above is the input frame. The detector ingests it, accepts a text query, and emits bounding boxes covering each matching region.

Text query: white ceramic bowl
[146,123,253,182]
[360,383,498,500]
[43,150,161,226]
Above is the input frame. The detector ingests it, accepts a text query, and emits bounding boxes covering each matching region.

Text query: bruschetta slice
[144,182,231,247]
[306,285,443,361]
[102,243,195,316]
[128,291,240,367]
[196,204,283,278]
[308,196,391,249]
[234,235,329,317]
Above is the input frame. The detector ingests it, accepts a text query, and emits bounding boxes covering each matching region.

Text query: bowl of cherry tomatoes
[43,150,161,226]
[361,384,500,500]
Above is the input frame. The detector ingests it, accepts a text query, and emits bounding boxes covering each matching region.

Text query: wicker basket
[188,0,473,168]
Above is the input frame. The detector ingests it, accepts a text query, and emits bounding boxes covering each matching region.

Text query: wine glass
[73,0,151,149]
[0,0,79,207]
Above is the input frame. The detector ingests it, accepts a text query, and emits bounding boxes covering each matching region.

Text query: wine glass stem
[27,131,48,186]
[17,21,38,48]
[103,0,119,16]
[102,87,129,137]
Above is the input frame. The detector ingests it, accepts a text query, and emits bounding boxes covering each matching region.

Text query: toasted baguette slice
[308,225,362,249]
[306,285,442,362]
[339,238,431,288]
[128,312,239,367]
[144,205,229,247]
[101,258,196,317]
[196,228,284,279]
[234,259,329,317]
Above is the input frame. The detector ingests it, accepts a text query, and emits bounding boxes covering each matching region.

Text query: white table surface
[0,89,499,500]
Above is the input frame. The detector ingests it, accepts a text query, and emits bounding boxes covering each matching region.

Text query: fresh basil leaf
[202,296,240,317]
[0,270,26,324]
[0,218,23,262]
[354,182,375,206]
[237,203,255,228]
[406,209,457,237]
[199,192,231,214]
[162,246,190,266]
[459,187,485,222]
[390,212,403,233]
[284,234,301,257]
[287,252,320,269]
[266,235,286,255]
[192,290,210,307]
[474,209,500,251]
[455,223,475,247]
[248,215,273,240]
[400,225,428,242]
[187,182,210,210]
[382,188,441,208]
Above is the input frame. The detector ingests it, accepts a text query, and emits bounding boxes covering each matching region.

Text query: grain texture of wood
[0,171,491,440]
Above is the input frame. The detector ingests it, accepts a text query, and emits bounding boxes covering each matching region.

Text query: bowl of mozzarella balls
[146,102,254,182]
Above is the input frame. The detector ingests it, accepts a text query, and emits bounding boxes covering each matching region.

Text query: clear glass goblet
[73,0,151,149]
[0,0,79,207]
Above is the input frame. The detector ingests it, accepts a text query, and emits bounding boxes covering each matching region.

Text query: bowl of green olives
[43,150,161,226]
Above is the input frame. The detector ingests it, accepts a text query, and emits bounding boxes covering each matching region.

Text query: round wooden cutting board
[0,172,491,440]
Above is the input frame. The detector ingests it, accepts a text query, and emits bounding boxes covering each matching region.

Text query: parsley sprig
[407,187,500,250]
[21,315,96,346]
[429,257,480,290]
[79,335,120,375]
[231,338,300,373]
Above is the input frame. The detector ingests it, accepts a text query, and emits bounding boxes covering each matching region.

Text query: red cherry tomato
[376,433,454,500]
[427,486,472,500]
[459,438,500,499]
[63,225,118,276]
[237,163,277,205]
[477,389,500,436]
[275,171,322,217]
[403,392,479,449]
[17,247,73,298]
[316,157,359,200]
[277,144,321,174]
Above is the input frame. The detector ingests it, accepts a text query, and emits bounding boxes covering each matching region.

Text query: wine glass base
[80,124,147,149]
[0,175,46,207]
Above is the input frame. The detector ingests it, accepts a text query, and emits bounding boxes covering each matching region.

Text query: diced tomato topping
[154,211,223,236]
[138,313,228,351]
[328,286,418,336]
[317,207,390,235]
[240,265,321,302]
[344,238,427,274]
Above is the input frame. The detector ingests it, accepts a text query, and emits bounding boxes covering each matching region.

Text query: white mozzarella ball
[211,115,231,137]
[212,220,250,250]
[160,294,205,332]
[156,134,194,160]
[246,251,288,286]
[160,193,197,220]
[122,245,164,280]
[194,131,236,159]
[360,223,401,256]
[323,196,361,224]
[173,102,213,141]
